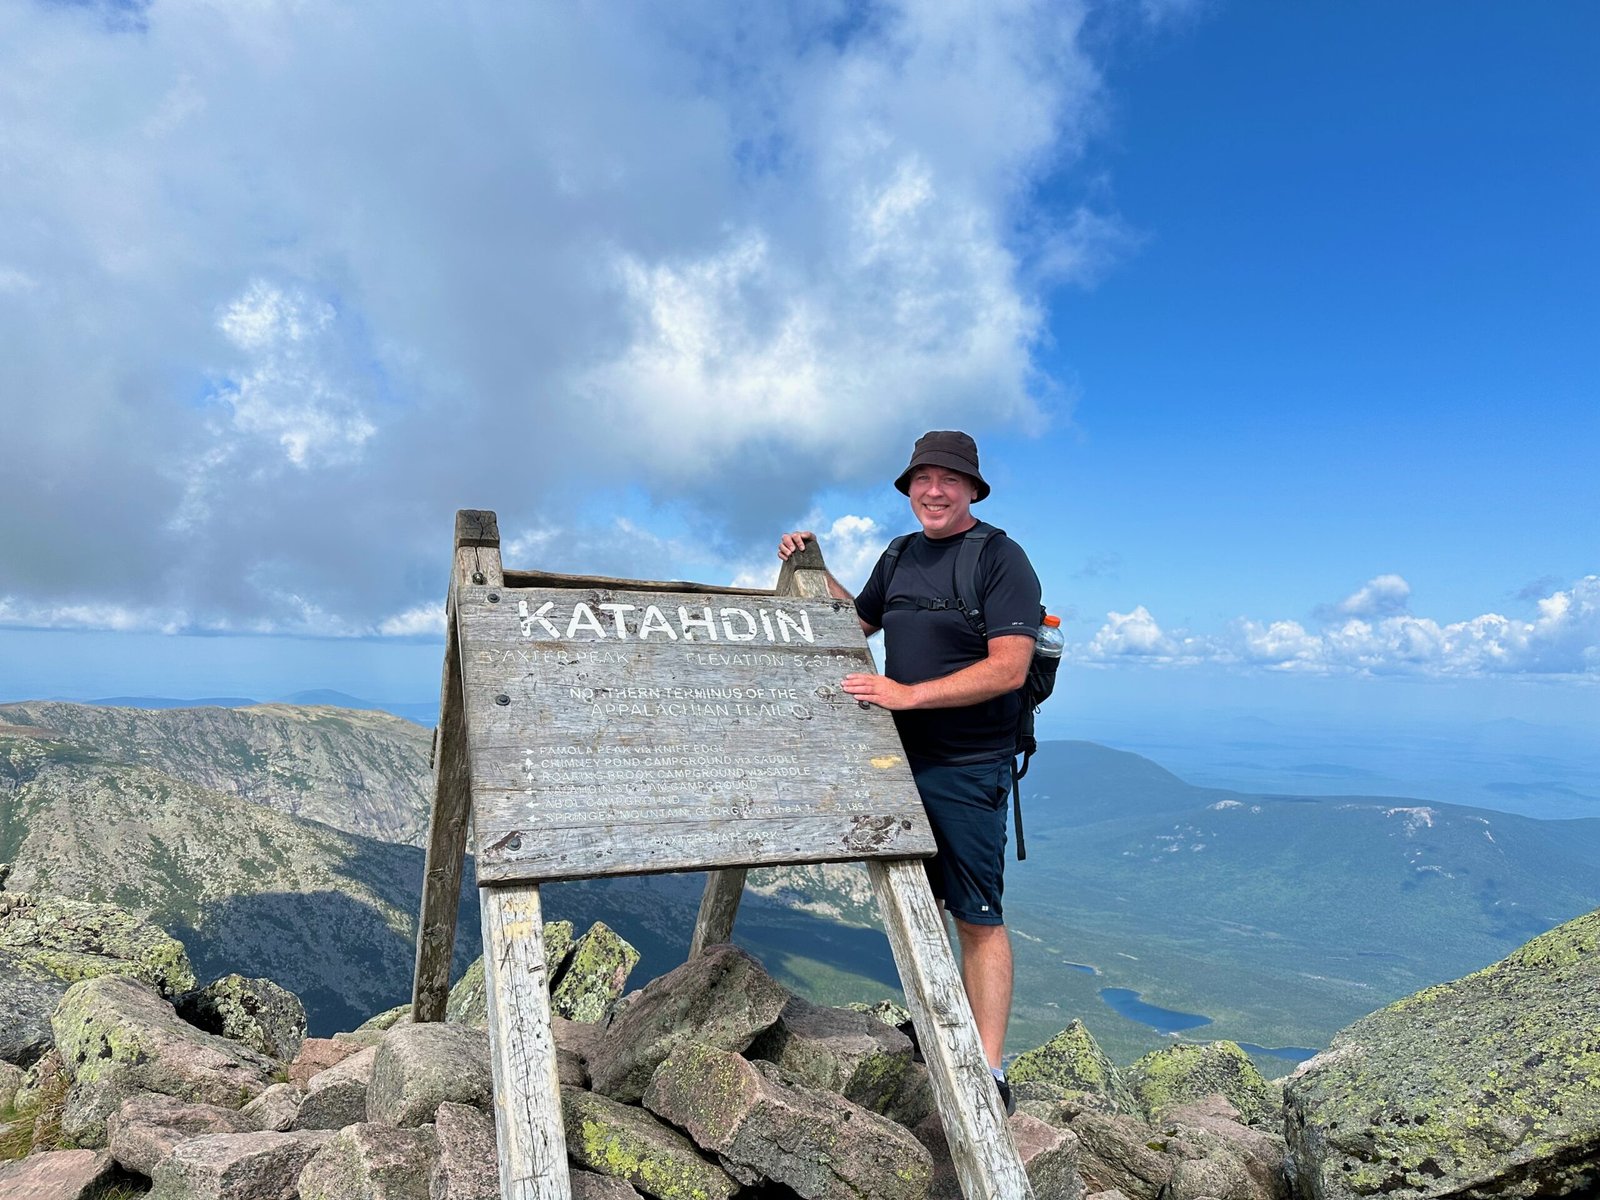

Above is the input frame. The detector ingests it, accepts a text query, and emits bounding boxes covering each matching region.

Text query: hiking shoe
[897,1020,924,1064]
[995,1076,1016,1116]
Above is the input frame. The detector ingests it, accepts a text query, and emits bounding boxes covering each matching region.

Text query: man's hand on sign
[844,637,1032,711]
[777,530,876,635]
[841,671,915,710]
[778,531,815,560]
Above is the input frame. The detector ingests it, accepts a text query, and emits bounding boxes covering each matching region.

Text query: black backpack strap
[1011,756,1027,861]
[880,526,1000,636]
[880,533,914,585]
[951,522,1000,636]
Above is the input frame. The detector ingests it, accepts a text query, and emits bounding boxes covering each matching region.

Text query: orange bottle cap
[1043,614,1061,627]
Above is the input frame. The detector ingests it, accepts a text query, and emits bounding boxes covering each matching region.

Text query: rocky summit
[1,872,1595,1198]
[0,910,1313,1200]
[1285,906,1600,1200]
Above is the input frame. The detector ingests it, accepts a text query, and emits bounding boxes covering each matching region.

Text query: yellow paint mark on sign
[870,755,903,770]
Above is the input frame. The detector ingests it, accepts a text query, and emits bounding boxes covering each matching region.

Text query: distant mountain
[1020,741,1600,952]
[89,696,258,709]
[0,701,432,845]
[0,716,469,1033]
[277,691,438,726]
[73,691,440,728]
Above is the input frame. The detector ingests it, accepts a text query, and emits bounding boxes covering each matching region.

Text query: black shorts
[910,755,1010,926]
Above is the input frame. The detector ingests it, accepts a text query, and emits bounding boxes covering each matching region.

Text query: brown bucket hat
[894,430,991,501]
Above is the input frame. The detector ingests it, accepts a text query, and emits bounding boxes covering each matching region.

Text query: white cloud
[1078,576,1600,679]
[377,604,447,638]
[1086,605,1182,659]
[210,280,377,470]
[0,597,189,636]
[0,0,1106,635]
[729,514,888,592]
[1237,619,1324,670]
[0,267,37,293]
[1327,573,1411,620]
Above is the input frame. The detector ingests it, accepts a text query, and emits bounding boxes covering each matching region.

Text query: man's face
[908,466,979,539]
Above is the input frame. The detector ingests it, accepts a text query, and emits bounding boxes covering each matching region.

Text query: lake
[1098,986,1213,1034]
[1238,1042,1319,1063]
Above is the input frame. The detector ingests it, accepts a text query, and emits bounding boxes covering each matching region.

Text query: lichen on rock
[49,975,275,1146]
[0,892,195,997]
[1009,1019,1136,1115]
[552,922,639,1024]
[1127,1040,1270,1125]
[1284,906,1600,1200]
[176,973,307,1061]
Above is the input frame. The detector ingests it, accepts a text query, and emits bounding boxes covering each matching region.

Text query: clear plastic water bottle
[1036,613,1065,658]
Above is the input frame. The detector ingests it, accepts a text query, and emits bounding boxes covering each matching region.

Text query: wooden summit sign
[412,510,1033,1200]
[459,582,934,881]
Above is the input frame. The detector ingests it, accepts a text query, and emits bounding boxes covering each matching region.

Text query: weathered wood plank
[411,513,508,1021]
[687,540,836,956]
[456,509,501,548]
[689,868,747,956]
[474,810,930,881]
[481,885,571,1200]
[463,729,922,805]
[868,859,1033,1200]
[505,568,773,596]
[469,761,926,824]
[774,536,828,596]
[457,583,929,881]
[786,568,834,600]
[454,510,505,588]
[411,601,470,1022]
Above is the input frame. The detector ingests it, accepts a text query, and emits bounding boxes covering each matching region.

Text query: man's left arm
[841,634,1033,711]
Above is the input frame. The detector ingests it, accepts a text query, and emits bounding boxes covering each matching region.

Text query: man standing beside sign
[778,430,1041,1114]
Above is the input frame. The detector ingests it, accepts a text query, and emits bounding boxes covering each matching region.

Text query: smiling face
[908,466,980,539]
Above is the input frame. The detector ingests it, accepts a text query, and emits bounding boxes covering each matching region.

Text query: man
[778,430,1041,1114]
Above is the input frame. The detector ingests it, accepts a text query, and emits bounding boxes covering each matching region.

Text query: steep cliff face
[0,701,431,846]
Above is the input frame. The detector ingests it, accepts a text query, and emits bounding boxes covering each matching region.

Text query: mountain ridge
[4,700,1597,1066]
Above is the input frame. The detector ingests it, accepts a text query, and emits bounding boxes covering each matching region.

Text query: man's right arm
[777,531,881,636]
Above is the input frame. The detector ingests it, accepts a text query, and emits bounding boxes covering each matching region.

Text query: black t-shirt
[854,527,1041,764]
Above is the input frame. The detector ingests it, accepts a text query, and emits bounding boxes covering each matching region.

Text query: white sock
[990,1067,1006,1082]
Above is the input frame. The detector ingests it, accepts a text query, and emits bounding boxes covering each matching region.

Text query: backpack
[879,521,1058,859]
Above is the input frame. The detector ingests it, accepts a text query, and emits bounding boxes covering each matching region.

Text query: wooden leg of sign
[868,859,1033,1200]
[481,884,571,1200]
[412,609,471,1022]
[690,867,748,957]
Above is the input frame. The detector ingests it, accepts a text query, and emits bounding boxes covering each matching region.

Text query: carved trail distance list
[458,587,927,868]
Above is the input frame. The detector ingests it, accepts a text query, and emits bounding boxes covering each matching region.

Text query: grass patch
[0,1104,35,1163]
[23,1066,70,1155]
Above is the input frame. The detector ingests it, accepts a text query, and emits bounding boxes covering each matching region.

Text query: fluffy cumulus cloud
[726,513,888,592]
[1079,575,1600,679]
[1324,573,1411,620]
[1086,605,1180,659]
[0,0,1109,636]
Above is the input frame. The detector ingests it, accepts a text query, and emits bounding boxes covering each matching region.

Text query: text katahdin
[517,600,815,644]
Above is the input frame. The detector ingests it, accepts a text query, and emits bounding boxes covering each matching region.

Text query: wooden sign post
[413,510,1033,1200]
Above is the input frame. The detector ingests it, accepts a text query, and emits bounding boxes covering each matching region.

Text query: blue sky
[0,1,1595,741]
